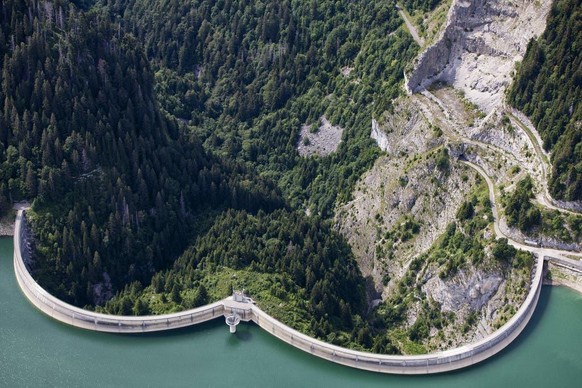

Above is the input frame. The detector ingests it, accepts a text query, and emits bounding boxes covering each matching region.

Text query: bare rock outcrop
[498,217,582,253]
[339,98,471,295]
[91,272,115,306]
[339,0,556,351]
[424,270,502,313]
[371,119,389,152]
[371,97,440,155]
[337,155,475,292]
[0,219,14,236]
[297,116,343,157]
[407,0,552,113]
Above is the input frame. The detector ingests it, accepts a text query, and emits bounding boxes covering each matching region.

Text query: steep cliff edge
[337,96,532,351]
[407,0,552,113]
[335,0,558,353]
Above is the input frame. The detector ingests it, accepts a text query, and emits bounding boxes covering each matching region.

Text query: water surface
[1,237,581,387]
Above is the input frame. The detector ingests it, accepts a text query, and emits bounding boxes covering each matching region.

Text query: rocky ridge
[337,95,530,350]
[339,97,463,291]
[407,0,552,113]
[337,0,557,352]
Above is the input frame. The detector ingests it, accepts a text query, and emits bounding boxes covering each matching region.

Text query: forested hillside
[508,0,581,201]
[102,0,418,216]
[93,0,426,348]
[103,0,404,123]
[0,0,433,350]
[99,209,368,345]
[400,0,442,12]
[0,0,282,305]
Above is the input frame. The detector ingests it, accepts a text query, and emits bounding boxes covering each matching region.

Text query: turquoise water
[1,236,582,387]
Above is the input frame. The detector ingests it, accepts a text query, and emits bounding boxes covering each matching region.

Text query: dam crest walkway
[14,208,546,374]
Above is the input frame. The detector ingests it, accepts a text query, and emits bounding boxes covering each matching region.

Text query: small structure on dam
[233,290,255,304]
[225,313,241,333]
[226,290,254,333]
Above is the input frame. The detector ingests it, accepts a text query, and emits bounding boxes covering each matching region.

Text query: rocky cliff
[338,96,532,350]
[407,0,552,113]
[335,0,557,352]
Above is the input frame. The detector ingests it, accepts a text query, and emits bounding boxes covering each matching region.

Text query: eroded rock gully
[407,0,551,113]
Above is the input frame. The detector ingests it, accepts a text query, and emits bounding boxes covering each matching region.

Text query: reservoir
[1,236,581,387]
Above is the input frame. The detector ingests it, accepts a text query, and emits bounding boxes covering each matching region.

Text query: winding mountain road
[419,87,581,218]
[397,4,425,47]
[507,112,581,216]
[461,160,582,270]
[414,82,582,266]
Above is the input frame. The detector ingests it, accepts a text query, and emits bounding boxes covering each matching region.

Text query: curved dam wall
[14,210,544,374]
[250,255,543,374]
[14,211,226,333]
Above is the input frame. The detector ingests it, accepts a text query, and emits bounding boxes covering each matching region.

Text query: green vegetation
[433,180,494,278]
[0,0,438,351]
[384,215,422,244]
[1,0,285,306]
[101,0,419,217]
[491,238,532,269]
[100,209,367,342]
[370,175,534,353]
[400,0,442,13]
[508,0,582,201]
[503,176,582,242]
[538,211,582,244]
[408,0,451,47]
[363,176,533,354]
[435,147,450,172]
[504,177,542,231]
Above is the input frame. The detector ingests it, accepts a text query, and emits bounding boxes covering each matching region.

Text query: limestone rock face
[297,116,343,157]
[407,0,552,113]
[339,98,471,295]
[371,119,389,152]
[338,0,553,351]
[423,270,503,313]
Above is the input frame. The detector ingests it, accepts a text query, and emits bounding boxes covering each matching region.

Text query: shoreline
[12,209,545,374]
[544,279,582,296]
[0,219,15,236]
[543,263,582,296]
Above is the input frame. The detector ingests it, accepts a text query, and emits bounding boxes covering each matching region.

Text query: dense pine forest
[0,0,427,350]
[508,0,581,201]
[0,0,283,306]
[101,0,418,217]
